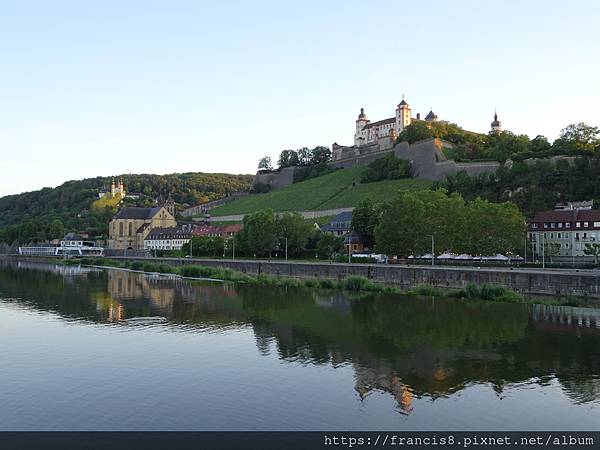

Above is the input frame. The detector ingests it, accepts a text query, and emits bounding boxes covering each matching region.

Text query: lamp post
[541,233,545,270]
[426,234,435,266]
[285,237,288,262]
[232,238,235,260]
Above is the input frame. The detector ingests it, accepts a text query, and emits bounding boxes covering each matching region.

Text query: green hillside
[210,167,433,216]
[0,172,253,243]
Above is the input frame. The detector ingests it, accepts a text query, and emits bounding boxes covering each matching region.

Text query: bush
[343,275,375,291]
[407,285,444,296]
[317,278,336,289]
[361,153,411,183]
[303,278,319,288]
[463,283,522,302]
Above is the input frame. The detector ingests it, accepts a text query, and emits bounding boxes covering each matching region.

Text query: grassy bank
[66,257,557,305]
[208,167,432,216]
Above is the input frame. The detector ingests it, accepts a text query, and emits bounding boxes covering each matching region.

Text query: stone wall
[10,254,595,299]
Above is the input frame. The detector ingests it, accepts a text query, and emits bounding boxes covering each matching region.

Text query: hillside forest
[0,172,252,244]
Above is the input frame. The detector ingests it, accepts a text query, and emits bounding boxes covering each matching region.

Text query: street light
[425,234,435,266]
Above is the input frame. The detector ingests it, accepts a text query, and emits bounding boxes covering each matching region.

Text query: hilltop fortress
[254,97,501,190]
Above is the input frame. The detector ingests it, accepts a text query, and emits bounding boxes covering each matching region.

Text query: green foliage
[258,156,273,171]
[462,283,522,302]
[351,198,380,248]
[406,285,444,296]
[239,209,279,257]
[277,146,332,169]
[293,163,337,183]
[316,233,345,260]
[210,167,432,216]
[277,212,313,256]
[181,236,226,257]
[442,154,600,217]
[584,242,600,265]
[554,122,600,153]
[360,153,411,183]
[397,121,433,143]
[374,189,525,257]
[0,172,253,243]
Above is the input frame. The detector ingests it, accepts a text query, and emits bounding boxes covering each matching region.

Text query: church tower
[354,107,370,146]
[490,110,502,135]
[395,96,411,133]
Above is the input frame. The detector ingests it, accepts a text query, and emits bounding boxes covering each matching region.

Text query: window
[550,223,555,228]
[558,223,563,228]
[544,223,549,229]
[576,222,581,228]
[119,222,124,237]
[584,222,589,227]
[566,223,571,228]
[531,223,538,229]
[557,233,561,239]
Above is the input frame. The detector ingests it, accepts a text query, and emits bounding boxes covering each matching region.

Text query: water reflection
[1,260,599,417]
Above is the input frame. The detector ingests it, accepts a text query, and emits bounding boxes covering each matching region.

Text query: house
[321,211,353,237]
[108,206,177,250]
[345,230,365,254]
[144,224,196,251]
[193,224,243,238]
[528,205,600,258]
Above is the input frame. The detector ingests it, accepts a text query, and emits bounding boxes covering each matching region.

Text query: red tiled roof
[529,209,600,230]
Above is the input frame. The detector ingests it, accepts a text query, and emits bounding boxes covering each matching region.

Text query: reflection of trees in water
[2,263,600,408]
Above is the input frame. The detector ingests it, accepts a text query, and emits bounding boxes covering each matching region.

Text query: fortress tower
[490,111,502,135]
[395,96,411,132]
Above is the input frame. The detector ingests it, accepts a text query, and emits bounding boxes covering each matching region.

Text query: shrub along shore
[69,257,582,306]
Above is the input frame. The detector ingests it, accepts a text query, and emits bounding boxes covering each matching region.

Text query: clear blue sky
[1,0,599,197]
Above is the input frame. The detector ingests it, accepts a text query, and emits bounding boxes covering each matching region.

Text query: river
[0,261,599,430]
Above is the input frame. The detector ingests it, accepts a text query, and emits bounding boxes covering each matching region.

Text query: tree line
[398,120,599,163]
[352,190,525,257]
[0,172,253,244]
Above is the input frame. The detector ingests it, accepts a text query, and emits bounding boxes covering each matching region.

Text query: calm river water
[1,261,599,430]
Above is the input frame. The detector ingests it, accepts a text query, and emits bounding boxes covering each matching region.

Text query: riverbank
[3,254,600,301]
[63,257,594,306]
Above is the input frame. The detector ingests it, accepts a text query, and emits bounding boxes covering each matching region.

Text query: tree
[351,199,380,248]
[316,233,345,260]
[460,198,525,256]
[297,147,311,166]
[529,135,551,153]
[276,212,313,256]
[487,131,530,161]
[47,219,65,239]
[555,122,600,152]
[397,121,433,144]
[278,150,299,169]
[182,236,226,257]
[584,242,600,265]
[361,153,411,183]
[258,156,273,172]
[309,146,332,165]
[373,190,524,257]
[242,209,279,256]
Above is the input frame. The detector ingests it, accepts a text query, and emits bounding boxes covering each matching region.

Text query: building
[193,224,243,238]
[108,206,177,250]
[490,111,502,135]
[98,177,126,199]
[353,97,439,147]
[321,211,353,236]
[528,204,600,258]
[345,230,365,254]
[144,224,196,251]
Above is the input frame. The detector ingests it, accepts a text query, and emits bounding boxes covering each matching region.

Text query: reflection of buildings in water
[531,304,600,334]
[14,261,99,279]
[354,365,414,414]
[107,270,177,311]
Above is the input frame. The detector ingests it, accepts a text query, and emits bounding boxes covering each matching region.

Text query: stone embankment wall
[6,255,597,299]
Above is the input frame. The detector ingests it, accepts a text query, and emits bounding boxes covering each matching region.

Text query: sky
[1,0,599,197]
